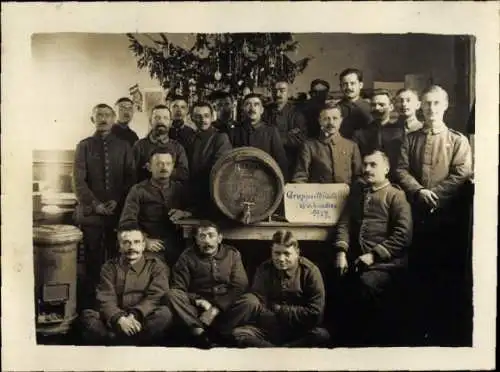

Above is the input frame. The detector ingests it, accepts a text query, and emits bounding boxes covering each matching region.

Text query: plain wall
[31,33,469,150]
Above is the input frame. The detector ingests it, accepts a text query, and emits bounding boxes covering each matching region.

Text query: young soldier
[231,93,289,179]
[264,80,308,180]
[333,150,412,344]
[187,101,232,217]
[395,85,473,344]
[169,95,196,151]
[120,148,192,267]
[394,88,423,134]
[166,221,248,348]
[209,90,238,141]
[229,230,330,348]
[73,103,136,303]
[292,103,362,185]
[132,104,189,183]
[111,97,139,147]
[81,226,172,346]
[353,89,405,182]
[338,68,373,139]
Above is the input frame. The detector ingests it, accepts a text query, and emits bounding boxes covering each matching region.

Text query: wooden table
[175,218,337,241]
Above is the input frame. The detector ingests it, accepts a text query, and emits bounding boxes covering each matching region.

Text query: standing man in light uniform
[395,85,473,344]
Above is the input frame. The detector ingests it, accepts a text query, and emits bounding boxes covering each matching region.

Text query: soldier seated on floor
[229,229,330,348]
[164,220,249,349]
[80,225,173,346]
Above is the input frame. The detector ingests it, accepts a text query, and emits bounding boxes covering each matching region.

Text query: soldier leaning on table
[119,147,193,267]
[395,85,473,344]
[73,103,136,305]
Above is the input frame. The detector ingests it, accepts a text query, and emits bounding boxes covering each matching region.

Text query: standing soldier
[264,80,308,181]
[394,88,423,134]
[73,103,136,304]
[111,97,139,147]
[187,101,232,218]
[231,93,289,179]
[132,104,189,184]
[292,103,362,185]
[353,89,404,182]
[395,85,473,344]
[168,95,196,151]
[302,79,330,139]
[209,91,238,142]
[338,68,373,139]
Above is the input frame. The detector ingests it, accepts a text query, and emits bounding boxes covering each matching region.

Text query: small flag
[129,84,143,112]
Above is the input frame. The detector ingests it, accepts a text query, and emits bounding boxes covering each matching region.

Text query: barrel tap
[241,201,255,224]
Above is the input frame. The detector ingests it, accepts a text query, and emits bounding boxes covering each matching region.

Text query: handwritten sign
[284,183,350,224]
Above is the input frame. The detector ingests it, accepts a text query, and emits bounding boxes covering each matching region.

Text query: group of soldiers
[73,67,473,347]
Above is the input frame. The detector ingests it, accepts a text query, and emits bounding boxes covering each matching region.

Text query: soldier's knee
[310,327,331,344]
[238,293,262,309]
[232,326,258,340]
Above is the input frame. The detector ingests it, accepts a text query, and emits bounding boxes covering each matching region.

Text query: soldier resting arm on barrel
[164,220,249,349]
[292,103,362,185]
[119,147,192,267]
[80,226,173,346]
[228,230,330,348]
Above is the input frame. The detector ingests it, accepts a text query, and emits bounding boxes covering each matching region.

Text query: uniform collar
[119,255,146,273]
[319,133,340,145]
[195,244,227,260]
[195,126,216,136]
[370,180,391,192]
[93,131,115,141]
[422,122,448,135]
[172,120,186,129]
[401,116,423,133]
[149,178,171,189]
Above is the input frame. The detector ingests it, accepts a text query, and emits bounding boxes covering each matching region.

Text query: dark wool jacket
[72,132,136,226]
[338,98,373,140]
[292,135,362,185]
[171,244,249,311]
[132,136,189,184]
[96,253,170,327]
[250,257,325,330]
[111,124,139,148]
[186,126,232,210]
[230,121,289,180]
[352,121,406,182]
[395,125,473,206]
[119,179,190,240]
[335,180,413,270]
[169,121,196,152]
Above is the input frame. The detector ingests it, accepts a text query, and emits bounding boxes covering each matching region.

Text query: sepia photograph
[31,30,475,348]
[2,3,497,371]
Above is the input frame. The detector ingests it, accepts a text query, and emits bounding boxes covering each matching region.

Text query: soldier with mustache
[132,104,189,184]
[332,150,412,345]
[231,93,289,179]
[73,103,136,305]
[120,147,192,267]
[292,102,362,185]
[352,89,405,182]
[338,68,373,139]
[81,226,172,345]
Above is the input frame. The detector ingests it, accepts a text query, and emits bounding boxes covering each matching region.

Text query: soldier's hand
[104,200,117,214]
[127,314,142,334]
[335,251,349,276]
[194,299,213,311]
[199,306,220,326]
[355,253,375,268]
[146,238,165,252]
[95,203,111,215]
[418,189,439,209]
[168,209,192,223]
[117,316,137,336]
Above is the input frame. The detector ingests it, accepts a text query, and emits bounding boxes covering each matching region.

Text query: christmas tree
[127,33,312,102]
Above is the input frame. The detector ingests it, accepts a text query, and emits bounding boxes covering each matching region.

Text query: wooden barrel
[210,147,285,224]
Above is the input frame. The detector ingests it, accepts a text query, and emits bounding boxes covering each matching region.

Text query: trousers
[80,306,173,345]
[229,293,330,348]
